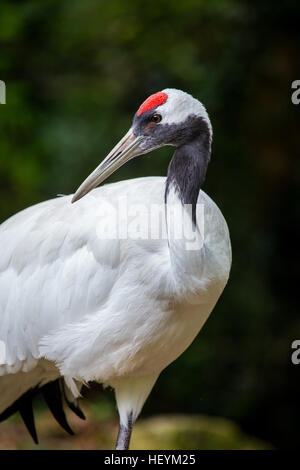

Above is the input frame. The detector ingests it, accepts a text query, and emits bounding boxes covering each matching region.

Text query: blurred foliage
[0,389,273,449]
[130,414,272,450]
[0,0,299,449]
[0,401,272,450]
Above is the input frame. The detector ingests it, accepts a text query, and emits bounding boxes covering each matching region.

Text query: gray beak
[72,129,146,203]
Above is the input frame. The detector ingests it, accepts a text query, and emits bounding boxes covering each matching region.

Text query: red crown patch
[137,91,168,117]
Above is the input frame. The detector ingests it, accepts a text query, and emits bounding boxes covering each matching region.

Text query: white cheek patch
[158,88,212,136]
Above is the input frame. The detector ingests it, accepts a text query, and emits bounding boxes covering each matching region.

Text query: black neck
[165,131,211,224]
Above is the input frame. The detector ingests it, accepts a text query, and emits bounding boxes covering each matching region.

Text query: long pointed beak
[71,129,145,203]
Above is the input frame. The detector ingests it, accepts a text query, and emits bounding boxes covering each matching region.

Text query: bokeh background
[0,0,299,449]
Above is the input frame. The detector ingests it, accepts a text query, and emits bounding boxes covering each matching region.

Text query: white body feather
[0,176,231,424]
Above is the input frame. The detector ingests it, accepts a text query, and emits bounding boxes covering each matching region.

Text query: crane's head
[72,88,212,203]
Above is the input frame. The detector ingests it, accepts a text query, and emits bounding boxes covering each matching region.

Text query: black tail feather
[0,397,20,422]
[61,382,85,421]
[0,386,39,444]
[19,398,38,444]
[0,378,83,443]
[65,399,86,421]
[41,380,74,436]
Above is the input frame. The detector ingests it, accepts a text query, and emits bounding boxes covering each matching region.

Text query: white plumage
[0,89,231,449]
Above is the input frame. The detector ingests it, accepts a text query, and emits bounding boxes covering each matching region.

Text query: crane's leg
[115,412,133,450]
[113,374,159,450]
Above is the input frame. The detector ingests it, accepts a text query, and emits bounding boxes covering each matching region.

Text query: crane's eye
[150,113,162,123]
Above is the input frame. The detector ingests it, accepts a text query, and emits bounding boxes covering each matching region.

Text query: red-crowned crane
[0,89,231,450]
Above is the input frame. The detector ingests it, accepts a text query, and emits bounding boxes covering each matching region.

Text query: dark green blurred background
[0,0,299,449]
